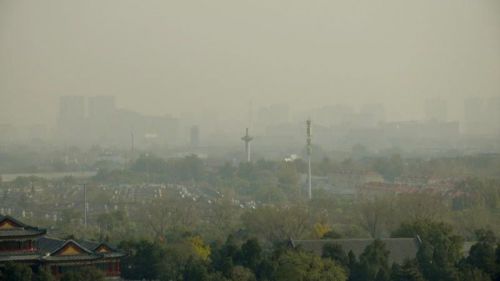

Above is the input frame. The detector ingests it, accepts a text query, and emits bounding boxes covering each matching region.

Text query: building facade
[0,215,123,280]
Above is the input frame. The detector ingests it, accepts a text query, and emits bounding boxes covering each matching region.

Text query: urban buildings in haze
[3,95,499,154]
[57,96,86,144]
[464,97,500,136]
[57,96,179,148]
[424,98,447,122]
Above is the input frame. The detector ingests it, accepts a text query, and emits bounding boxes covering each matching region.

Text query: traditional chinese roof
[36,237,66,254]
[290,237,420,265]
[37,237,124,262]
[0,215,46,239]
[0,254,41,262]
[0,216,124,265]
[78,240,123,258]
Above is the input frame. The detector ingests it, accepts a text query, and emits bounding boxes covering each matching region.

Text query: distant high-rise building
[57,96,86,142]
[88,96,116,142]
[308,105,355,127]
[464,97,486,135]
[190,126,200,148]
[88,96,115,120]
[424,99,447,122]
[59,96,85,121]
[484,97,500,136]
[360,104,386,127]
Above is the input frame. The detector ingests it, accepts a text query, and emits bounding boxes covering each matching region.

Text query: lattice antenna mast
[306,119,312,200]
[241,128,254,162]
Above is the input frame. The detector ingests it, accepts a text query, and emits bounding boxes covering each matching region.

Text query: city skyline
[1,0,499,127]
[1,94,497,127]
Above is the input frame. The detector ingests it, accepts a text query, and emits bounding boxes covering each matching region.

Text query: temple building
[0,215,123,280]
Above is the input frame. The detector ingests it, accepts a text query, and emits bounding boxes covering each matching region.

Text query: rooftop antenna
[306,119,312,200]
[241,128,253,162]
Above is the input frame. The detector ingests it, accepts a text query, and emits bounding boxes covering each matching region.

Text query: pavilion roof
[0,215,46,239]
[0,216,125,264]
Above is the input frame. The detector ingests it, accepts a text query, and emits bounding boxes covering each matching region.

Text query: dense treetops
[3,153,500,280]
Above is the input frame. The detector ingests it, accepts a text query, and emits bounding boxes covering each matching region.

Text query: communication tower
[241,128,253,162]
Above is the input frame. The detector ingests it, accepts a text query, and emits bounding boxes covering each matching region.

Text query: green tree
[458,267,491,281]
[1,262,33,281]
[373,154,403,182]
[211,236,239,277]
[322,243,348,268]
[277,162,300,195]
[241,205,312,243]
[35,268,55,281]
[357,197,393,238]
[273,250,347,281]
[230,266,256,281]
[390,260,425,281]
[131,154,167,174]
[218,162,237,180]
[174,154,205,182]
[119,240,164,280]
[238,238,262,271]
[351,240,390,281]
[183,257,210,281]
[392,220,462,281]
[464,229,497,279]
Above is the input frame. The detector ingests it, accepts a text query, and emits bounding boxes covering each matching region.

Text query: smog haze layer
[1,0,499,126]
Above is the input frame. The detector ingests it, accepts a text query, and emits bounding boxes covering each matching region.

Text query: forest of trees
[89,221,500,281]
[2,153,500,280]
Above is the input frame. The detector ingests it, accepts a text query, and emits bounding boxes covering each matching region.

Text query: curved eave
[0,236,46,241]
[0,255,40,262]
[41,255,102,262]
[101,253,126,259]
[0,231,47,240]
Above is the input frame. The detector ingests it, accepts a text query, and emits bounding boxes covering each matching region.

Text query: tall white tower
[306,119,312,200]
[241,128,253,162]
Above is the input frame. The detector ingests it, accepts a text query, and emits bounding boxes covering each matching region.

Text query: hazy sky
[1,0,499,126]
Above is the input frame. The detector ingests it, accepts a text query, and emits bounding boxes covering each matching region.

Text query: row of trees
[118,219,500,281]
[120,235,347,281]
[2,219,499,281]
[0,263,104,281]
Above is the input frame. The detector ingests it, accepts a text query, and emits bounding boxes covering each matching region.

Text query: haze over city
[2,2,500,281]
[1,0,499,128]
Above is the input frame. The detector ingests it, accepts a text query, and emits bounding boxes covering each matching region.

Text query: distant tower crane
[241,128,253,162]
[306,119,312,200]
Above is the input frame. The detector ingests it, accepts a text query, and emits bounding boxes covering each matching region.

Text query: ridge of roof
[0,215,28,228]
[0,215,47,234]
[50,239,95,256]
